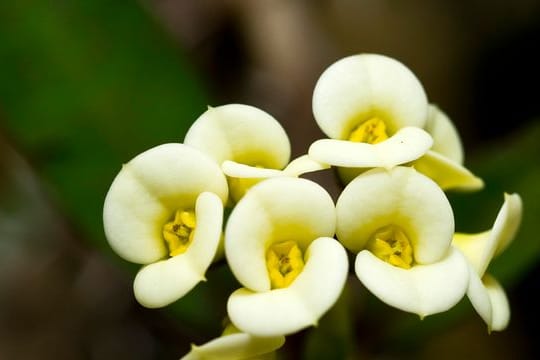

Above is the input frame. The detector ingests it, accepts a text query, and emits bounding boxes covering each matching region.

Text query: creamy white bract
[336,166,469,317]
[413,105,483,191]
[184,104,296,203]
[225,177,348,336]
[103,144,228,308]
[453,193,522,331]
[184,104,290,168]
[309,54,433,169]
[308,54,482,192]
[181,324,285,360]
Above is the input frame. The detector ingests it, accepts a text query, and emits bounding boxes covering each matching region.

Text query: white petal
[184,104,290,169]
[312,54,428,139]
[453,193,522,276]
[222,156,329,181]
[222,161,284,179]
[465,262,493,329]
[424,105,464,164]
[308,127,433,169]
[228,237,348,336]
[413,150,484,191]
[494,193,523,257]
[225,178,336,292]
[354,247,469,317]
[133,192,223,308]
[103,167,168,263]
[282,155,330,177]
[465,268,510,332]
[181,333,285,360]
[336,167,454,263]
[103,143,228,264]
[483,274,510,331]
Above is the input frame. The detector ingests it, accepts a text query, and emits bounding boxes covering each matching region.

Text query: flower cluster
[103,54,522,358]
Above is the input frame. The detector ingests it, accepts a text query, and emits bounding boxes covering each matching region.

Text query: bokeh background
[1,1,539,359]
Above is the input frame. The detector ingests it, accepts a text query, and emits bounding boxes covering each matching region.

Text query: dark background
[1,1,539,359]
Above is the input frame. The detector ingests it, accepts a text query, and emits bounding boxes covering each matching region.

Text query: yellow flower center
[266,240,305,289]
[227,176,261,204]
[367,225,414,269]
[162,209,196,257]
[348,117,389,144]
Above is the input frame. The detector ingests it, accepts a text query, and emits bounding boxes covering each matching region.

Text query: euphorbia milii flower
[308,54,433,169]
[225,177,348,336]
[336,166,469,317]
[184,104,292,203]
[103,144,228,308]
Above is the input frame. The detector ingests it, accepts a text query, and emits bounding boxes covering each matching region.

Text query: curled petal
[354,247,469,317]
[336,166,454,264]
[467,270,511,332]
[494,193,523,257]
[282,155,330,177]
[223,155,329,180]
[181,333,284,360]
[484,274,510,331]
[413,150,484,191]
[228,237,348,336]
[133,192,223,308]
[225,178,336,292]
[312,54,428,139]
[222,160,284,179]
[309,127,433,169]
[466,262,493,329]
[452,194,519,331]
[184,104,290,169]
[424,105,464,164]
[453,193,522,276]
[103,144,228,264]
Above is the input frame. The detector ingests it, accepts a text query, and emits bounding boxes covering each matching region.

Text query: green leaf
[0,0,208,253]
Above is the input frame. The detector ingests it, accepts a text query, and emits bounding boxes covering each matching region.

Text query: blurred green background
[1,1,539,359]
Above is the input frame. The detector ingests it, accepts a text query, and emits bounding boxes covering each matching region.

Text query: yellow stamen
[348,117,389,144]
[162,209,196,257]
[266,240,305,289]
[367,225,413,269]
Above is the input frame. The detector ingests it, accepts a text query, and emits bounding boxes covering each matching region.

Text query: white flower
[103,144,228,308]
[184,104,294,203]
[225,177,348,336]
[452,193,522,331]
[336,166,469,317]
[308,54,433,169]
[181,323,285,360]
[307,54,482,191]
[413,105,484,191]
